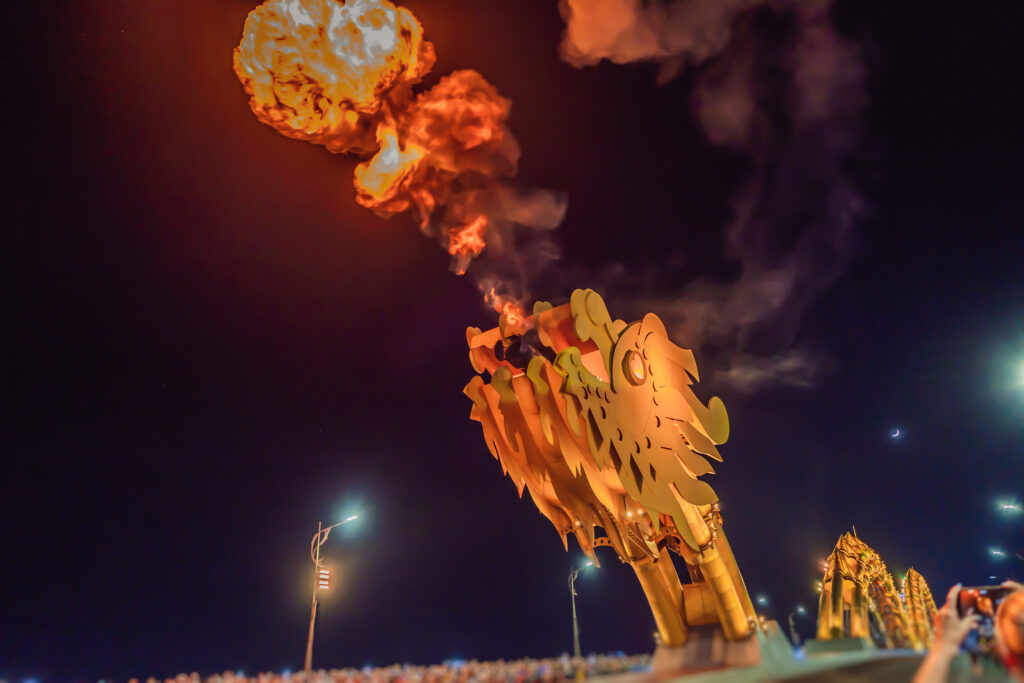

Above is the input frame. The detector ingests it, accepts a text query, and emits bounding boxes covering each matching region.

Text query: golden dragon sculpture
[464,289,759,651]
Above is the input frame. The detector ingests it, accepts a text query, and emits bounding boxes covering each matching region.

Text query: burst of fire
[484,288,529,332]
[447,215,488,274]
[234,0,550,317]
[233,0,434,152]
[353,127,425,202]
[501,301,528,328]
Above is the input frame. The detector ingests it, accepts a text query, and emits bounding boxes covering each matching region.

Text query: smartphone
[958,585,1015,656]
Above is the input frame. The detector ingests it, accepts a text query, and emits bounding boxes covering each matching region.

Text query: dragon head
[551,290,729,548]
[467,288,730,554]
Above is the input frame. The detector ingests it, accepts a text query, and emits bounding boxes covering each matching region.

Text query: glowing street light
[788,605,808,646]
[304,515,359,679]
[569,560,594,659]
[989,547,1007,559]
[996,499,1023,516]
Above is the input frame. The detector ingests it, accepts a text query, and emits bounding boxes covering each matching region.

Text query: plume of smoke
[560,0,757,71]
[234,0,566,316]
[560,0,866,392]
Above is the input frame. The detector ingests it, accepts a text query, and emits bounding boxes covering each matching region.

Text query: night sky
[4,1,1024,681]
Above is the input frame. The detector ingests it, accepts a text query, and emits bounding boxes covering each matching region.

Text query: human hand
[934,584,978,656]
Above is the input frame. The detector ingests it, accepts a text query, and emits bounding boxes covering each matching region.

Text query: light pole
[569,561,593,659]
[304,515,358,680]
[788,604,807,647]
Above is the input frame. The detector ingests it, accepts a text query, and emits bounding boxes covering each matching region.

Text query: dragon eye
[624,350,646,385]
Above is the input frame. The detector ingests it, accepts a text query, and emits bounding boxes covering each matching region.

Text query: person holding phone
[913,581,1024,683]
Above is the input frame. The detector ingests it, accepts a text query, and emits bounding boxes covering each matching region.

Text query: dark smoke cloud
[560,0,866,392]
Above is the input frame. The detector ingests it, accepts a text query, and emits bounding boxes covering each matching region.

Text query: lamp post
[569,561,593,659]
[304,515,358,680]
[788,604,807,647]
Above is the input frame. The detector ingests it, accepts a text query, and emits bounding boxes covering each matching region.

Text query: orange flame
[234,0,514,241]
[501,300,528,329]
[234,0,556,320]
[354,127,425,202]
[233,0,434,153]
[447,215,488,274]
[484,287,529,332]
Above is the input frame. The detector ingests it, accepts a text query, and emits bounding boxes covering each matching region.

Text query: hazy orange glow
[234,0,533,312]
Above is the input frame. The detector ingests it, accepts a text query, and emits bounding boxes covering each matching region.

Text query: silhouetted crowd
[132,653,652,683]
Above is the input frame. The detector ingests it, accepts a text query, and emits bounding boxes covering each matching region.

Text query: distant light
[334,499,368,532]
[795,604,807,615]
[889,427,902,439]
[990,576,999,581]
[996,499,1022,516]
[584,561,594,568]
[756,595,768,605]
[990,547,1007,559]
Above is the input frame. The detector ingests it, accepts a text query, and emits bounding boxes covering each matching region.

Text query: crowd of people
[131,653,652,683]
[123,581,1024,683]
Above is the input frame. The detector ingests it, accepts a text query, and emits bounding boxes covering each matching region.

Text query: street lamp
[788,605,807,646]
[304,515,359,679]
[569,561,593,659]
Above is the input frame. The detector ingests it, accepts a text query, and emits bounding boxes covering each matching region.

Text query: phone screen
[958,585,1014,656]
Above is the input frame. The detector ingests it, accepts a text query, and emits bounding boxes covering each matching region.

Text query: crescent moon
[890,428,901,438]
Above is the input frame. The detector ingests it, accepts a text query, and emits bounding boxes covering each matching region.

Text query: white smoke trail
[560,0,866,391]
